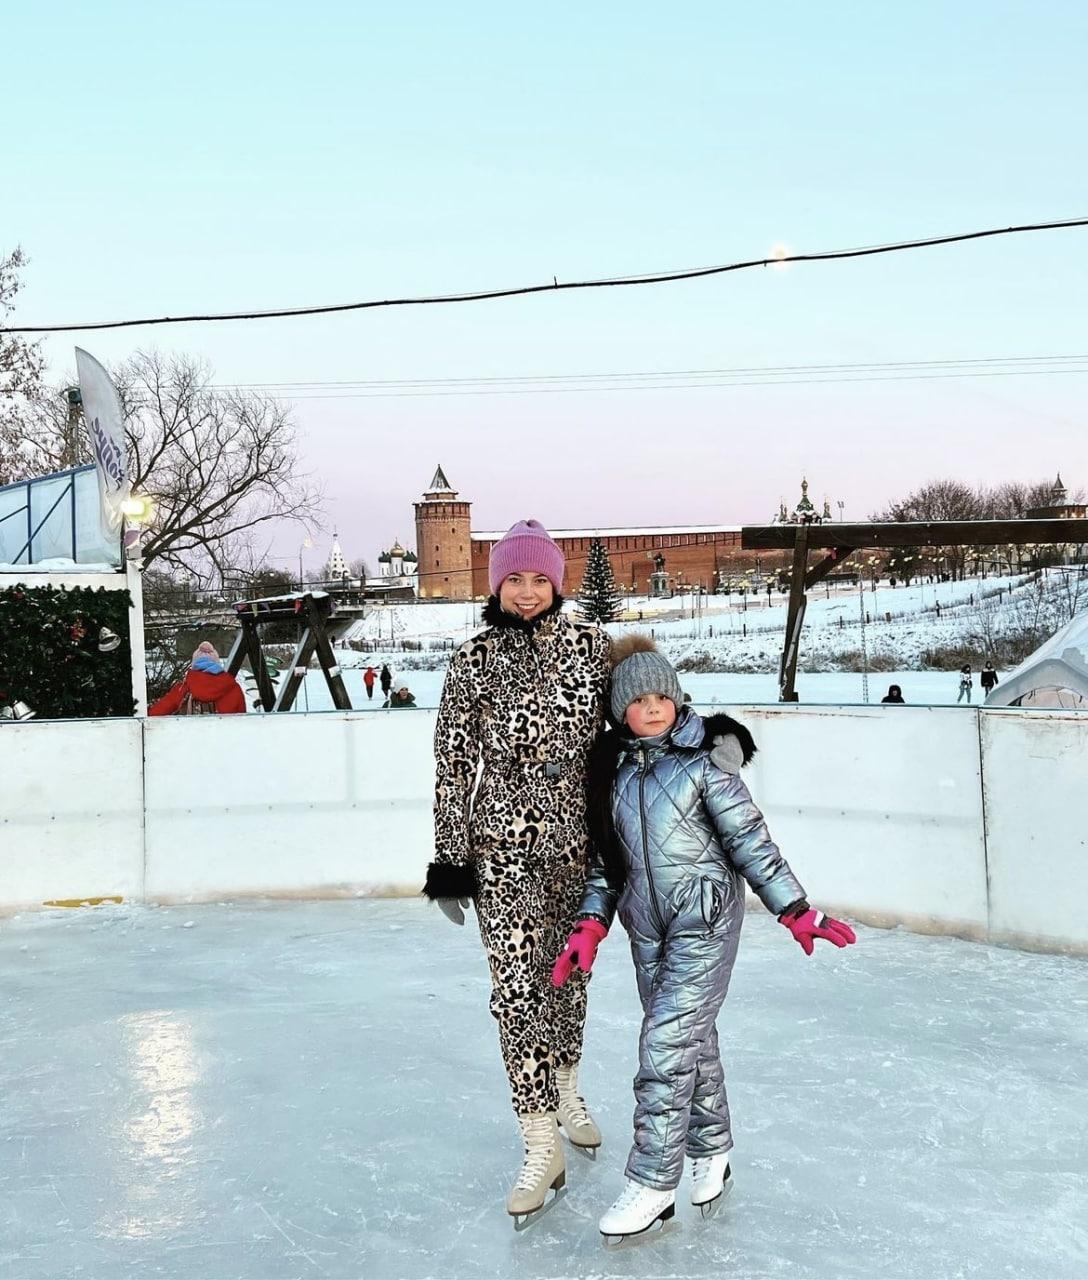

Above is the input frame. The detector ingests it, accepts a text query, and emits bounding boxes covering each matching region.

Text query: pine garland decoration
[577,537,623,624]
[0,584,135,719]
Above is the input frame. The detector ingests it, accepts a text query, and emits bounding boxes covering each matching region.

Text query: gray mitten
[438,897,471,927]
[710,733,744,774]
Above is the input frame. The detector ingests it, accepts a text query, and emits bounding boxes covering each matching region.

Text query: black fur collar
[481,594,565,633]
[700,712,758,765]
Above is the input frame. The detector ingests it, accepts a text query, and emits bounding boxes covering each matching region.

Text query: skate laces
[614,1180,661,1209]
[514,1118,555,1191]
[561,1090,591,1128]
[557,1068,591,1129]
[691,1154,727,1183]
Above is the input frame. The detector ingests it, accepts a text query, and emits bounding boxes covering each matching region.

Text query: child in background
[554,636,855,1240]
[957,665,973,703]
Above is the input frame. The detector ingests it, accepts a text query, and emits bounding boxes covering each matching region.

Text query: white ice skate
[690,1152,733,1218]
[599,1178,675,1242]
[507,1113,566,1230]
[555,1063,602,1155]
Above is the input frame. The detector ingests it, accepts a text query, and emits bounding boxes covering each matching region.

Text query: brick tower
[414,465,473,599]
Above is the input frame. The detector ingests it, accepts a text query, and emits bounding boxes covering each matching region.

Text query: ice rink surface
[1,899,1084,1280]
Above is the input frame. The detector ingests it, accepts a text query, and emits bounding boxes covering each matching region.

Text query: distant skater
[980,663,999,694]
[957,665,973,703]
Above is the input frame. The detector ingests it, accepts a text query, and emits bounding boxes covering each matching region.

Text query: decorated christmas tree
[577,538,623,624]
[0,584,134,719]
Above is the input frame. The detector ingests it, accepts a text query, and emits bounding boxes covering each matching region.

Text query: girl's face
[499,572,554,621]
[624,693,677,738]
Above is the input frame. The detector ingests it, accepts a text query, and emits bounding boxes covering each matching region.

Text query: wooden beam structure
[225,591,352,712]
[741,518,1088,702]
[743,518,1088,552]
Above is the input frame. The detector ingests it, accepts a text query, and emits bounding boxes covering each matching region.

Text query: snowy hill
[335,571,1063,674]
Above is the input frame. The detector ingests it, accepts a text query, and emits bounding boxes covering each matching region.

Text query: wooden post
[309,600,353,711]
[779,525,810,702]
[274,630,319,712]
[243,617,277,711]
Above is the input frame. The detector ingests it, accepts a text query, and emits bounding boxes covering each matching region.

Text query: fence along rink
[0,706,1083,954]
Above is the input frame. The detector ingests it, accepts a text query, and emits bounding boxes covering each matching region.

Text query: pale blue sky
[6,1,1088,572]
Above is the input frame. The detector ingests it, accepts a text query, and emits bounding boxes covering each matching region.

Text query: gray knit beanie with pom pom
[610,634,684,724]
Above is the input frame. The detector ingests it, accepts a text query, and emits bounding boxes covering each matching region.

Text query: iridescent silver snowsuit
[579,706,806,1190]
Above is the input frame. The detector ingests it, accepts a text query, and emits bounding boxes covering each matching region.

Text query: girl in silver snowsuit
[555,637,855,1236]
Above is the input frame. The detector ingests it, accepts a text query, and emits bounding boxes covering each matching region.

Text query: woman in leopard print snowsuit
[424,520,611,1216]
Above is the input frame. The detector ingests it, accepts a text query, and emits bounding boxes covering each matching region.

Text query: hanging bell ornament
[11,701,37,721]
[98,626,121,653]
[0,704,14,721]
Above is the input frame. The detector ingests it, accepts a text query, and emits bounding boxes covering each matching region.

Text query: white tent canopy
[986,608,1088,709]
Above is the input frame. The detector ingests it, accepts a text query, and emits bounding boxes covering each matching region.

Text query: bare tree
[0,247,48,484]
[7,349,322,584]
[119,351,322,583]
[872,479,980,579]
[349,557,370,582]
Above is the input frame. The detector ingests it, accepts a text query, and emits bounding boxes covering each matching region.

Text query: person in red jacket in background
[148,641,247,715]
[363,665,378,700]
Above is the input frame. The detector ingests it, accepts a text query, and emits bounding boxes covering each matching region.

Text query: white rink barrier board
[979,709,1088,951]
[0,718,145,907]
[732,705,989,938]
[0,705,1084,953]
[143,711,434,899]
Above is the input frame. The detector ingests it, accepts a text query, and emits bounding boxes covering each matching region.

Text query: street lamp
[298,536,315,590]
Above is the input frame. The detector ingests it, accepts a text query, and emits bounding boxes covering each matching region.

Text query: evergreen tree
[577,538,623,623]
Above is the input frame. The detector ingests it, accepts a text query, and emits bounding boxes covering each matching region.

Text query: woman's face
[498,572,554,621]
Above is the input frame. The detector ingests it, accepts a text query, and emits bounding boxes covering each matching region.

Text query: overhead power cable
[207,352,1088,400]
[215,352,1088,390]
[4,216,1087,335]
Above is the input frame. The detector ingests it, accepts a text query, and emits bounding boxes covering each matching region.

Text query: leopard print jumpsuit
[430,606,611,1115]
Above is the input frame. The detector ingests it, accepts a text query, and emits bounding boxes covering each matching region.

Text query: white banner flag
[75,347,131,540]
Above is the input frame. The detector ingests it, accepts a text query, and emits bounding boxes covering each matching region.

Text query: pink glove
[780,906,856,956]
[552,918,608,987]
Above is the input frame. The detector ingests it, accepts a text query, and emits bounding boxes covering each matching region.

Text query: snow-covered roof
[471,524,742,541]
[985,607,1088,709]
[0,559,120,574]
[424,464,455,495]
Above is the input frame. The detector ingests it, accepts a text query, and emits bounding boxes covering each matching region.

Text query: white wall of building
[0,706,1084,954]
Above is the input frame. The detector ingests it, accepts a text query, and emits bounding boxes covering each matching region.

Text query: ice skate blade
[557,1120,602,1156]
[601,1201,676,1247]
[511,1178,567,1232]
[565,1139,598,1161]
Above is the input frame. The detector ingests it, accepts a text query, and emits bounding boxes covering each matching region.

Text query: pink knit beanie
[488,519,565,595]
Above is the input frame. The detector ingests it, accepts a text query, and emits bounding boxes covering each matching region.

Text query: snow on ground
[332,574,1044,681]
[1,898,1083,1279]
